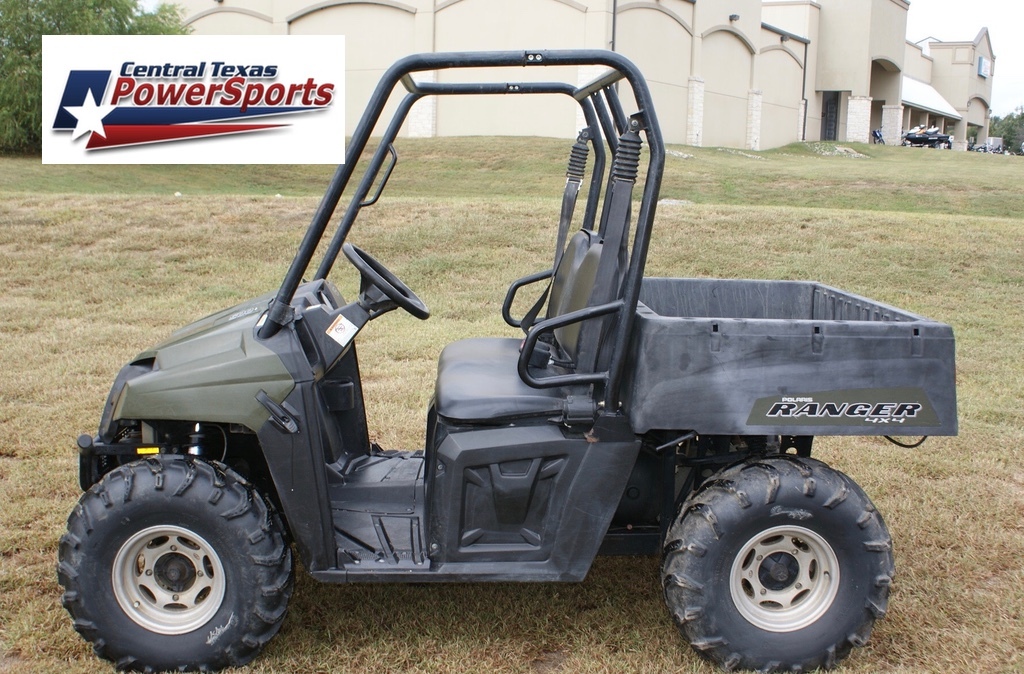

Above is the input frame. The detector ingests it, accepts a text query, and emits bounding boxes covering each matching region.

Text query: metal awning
[902,76,962,120]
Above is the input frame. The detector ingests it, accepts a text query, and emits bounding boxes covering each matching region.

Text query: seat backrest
[533,121,639,375]
[547,229,596,320]
[552,238,605,362]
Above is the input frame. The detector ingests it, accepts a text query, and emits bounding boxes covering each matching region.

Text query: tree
[0,0,188,154]
[989,107,1024,153]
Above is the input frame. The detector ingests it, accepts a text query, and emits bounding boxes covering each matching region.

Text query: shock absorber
[611,118,642,185]
[566,129,590,183]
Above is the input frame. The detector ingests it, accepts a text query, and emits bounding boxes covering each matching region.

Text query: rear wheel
[58,455,293,672]
[662,455,894,672]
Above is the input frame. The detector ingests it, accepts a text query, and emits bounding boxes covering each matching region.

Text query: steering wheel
[342,243,430,320]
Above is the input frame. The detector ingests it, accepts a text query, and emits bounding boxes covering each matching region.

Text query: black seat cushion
[434,337,567,423]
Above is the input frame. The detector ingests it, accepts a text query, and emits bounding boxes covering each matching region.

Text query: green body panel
[115,293,295,431]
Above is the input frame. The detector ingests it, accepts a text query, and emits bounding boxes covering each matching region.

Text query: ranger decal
[747,387,941,428]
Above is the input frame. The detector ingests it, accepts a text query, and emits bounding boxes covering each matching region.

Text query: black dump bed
[622,278,957,436]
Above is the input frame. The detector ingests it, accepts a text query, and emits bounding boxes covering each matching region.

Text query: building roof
[926,27,994,59]
[902,76,962,120]
[761,22,810,45]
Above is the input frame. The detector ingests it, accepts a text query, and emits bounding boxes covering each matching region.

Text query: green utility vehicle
[59,51,957,672]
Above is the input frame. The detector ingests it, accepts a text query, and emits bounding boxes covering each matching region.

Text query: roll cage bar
[259,49,665,412]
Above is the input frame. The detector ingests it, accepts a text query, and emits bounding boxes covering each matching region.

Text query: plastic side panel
[622,311,957,436]
[429,423,639,582]
[258,382,335,573]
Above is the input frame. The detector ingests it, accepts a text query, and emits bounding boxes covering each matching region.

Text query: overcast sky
[905,0,1018,115]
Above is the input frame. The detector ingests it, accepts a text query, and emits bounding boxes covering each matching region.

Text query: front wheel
[58,456,293,672]
[662,456,894,672]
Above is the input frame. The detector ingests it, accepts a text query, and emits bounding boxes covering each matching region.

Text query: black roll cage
[259,49,665,412]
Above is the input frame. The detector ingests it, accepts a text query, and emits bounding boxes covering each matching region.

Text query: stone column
[881,104,903,145]
[952,118,968,151]
[407,70,436,138]
[846,95,872,143]
[686,76,704,147]
[746,89,763,151]
[576,65,607,132]
[407,3,436,137]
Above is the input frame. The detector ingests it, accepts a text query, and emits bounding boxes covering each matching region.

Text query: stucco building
[176,0,994,150]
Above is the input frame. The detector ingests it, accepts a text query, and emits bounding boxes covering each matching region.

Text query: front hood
[110,292,295,432]
[141,291,277,359]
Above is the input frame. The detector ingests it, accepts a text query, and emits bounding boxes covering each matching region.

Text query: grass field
[1,138,1023,673]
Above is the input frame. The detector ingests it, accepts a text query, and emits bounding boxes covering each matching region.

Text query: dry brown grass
[1,142,1023,673]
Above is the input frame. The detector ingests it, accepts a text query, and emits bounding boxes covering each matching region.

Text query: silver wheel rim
[729,524,840,632]
[112,525,227,635]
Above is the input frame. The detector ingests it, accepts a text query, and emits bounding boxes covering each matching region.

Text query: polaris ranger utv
[59,51,958,672]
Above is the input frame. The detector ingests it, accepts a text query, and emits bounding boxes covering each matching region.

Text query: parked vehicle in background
[903,125,952,149]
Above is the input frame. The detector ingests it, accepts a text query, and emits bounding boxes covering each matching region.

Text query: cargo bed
[622,278,957,436]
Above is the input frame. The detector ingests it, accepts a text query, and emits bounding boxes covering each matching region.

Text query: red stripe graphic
[86,124,285,149]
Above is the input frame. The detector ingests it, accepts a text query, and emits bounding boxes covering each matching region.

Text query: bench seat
[434,337,570,424]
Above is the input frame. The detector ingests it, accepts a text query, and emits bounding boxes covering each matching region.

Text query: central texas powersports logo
[747,388,941,428]
[42,35,345,163]
[52,59,336,151]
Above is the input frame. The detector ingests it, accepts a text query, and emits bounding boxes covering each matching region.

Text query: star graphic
[62,88,116,140]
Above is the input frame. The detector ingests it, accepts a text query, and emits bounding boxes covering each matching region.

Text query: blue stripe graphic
[104,106,320,125]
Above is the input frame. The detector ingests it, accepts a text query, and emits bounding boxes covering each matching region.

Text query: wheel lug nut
[145,570,153,576]
[170,545,178,552]
[796,583,803,589]
[760,589,767,595]
[173,594,179,601]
